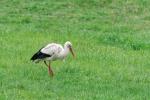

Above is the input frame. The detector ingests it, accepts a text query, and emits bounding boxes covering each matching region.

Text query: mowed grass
[0,0,150,99]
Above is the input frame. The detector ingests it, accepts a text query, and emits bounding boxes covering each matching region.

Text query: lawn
[0,0,150,99]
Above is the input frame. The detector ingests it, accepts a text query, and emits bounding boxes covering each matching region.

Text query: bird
[30,41,75,76]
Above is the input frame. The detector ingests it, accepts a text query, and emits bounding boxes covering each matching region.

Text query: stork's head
[65,41,75,58]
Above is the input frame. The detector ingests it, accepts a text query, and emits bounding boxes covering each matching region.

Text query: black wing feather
[31,51,51,61]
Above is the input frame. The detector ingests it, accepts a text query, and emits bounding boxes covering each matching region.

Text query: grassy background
[0,0,150,99]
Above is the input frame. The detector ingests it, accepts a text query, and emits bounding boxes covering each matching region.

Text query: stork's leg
[44,61,48,67]
[44,61,54,76]
[48,62,54,76]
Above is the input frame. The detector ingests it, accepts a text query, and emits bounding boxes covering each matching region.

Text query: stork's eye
[68,45,71,48]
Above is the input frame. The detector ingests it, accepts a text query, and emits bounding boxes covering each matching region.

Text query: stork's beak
[69,47,75,58]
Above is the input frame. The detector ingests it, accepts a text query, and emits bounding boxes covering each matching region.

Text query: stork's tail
[30,52,39,61]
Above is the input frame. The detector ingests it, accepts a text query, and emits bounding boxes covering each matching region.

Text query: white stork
[31,41,75,76]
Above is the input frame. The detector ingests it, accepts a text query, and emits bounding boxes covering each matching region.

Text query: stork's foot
[48,71,54,77]
[49,72,54,77]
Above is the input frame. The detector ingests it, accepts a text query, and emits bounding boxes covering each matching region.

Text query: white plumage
[31,41,75,76]
[41,43,63,60]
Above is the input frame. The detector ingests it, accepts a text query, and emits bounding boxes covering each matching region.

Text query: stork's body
[31,41,75,76]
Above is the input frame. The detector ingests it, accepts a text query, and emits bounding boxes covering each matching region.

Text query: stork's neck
[62,46,70,57]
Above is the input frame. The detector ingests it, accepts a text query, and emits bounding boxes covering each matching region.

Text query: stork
[30,41,75,76]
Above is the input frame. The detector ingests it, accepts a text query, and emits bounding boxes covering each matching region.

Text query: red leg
[44,61,54,76]
[48,62,54,76]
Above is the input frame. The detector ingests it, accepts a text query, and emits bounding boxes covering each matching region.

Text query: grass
[0,0,150,99]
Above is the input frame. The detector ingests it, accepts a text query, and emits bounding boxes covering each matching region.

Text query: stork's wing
[30,51,51,61]
[40,43,63,56]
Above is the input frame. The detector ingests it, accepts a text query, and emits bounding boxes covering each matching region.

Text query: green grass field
[0,0,150,99]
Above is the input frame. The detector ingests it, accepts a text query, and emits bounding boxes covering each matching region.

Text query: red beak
[69,47,75,58]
